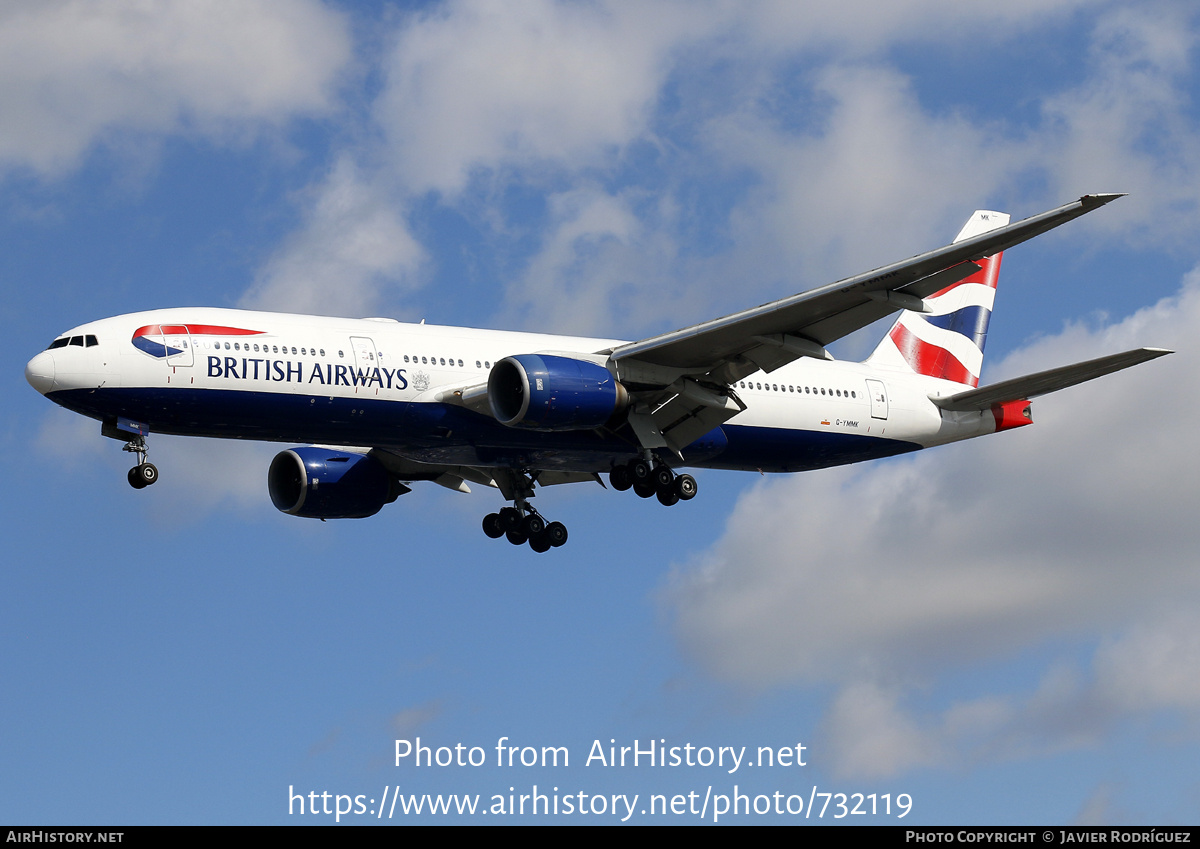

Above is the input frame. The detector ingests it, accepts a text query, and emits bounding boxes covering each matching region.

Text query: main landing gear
[482,505,568,553]
[481,469,569,553]
[122,434,159,490]
[608,456,697,507]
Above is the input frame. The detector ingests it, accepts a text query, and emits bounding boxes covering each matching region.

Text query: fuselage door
[350,336,379,380]
[163,325,193,367]
[865,379,888,420]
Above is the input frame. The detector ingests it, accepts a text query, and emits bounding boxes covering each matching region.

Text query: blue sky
[4,0,1200,825]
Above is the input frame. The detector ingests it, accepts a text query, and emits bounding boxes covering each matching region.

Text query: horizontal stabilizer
[932,347,1171,411]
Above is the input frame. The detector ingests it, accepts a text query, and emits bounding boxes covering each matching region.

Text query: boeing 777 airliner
[25,194,1169,552]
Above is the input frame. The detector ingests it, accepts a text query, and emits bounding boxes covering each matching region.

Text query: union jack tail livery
[868,210,1010,387]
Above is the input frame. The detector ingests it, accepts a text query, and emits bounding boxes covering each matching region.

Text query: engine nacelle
[268,447,396,519]
[488,354,628,431]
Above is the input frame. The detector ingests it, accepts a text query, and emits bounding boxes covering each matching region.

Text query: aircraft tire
[138,463,159,486]
[505,528,528,546]
[523,514,546,536]
[656,488,680,507]
[653,465,674,491]
[499,506,522,532]
[633,480,656,499]
[127,467,148,490]
[630,458,652,484]
[674,474,698,500]
[609,465,632,491]
[545,521,568,547]
[482,513,505,538]
[529,533,552,553]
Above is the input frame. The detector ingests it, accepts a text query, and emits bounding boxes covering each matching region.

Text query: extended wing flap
[612,194,1124,373]
[630,381,746,456]
[932,347,1171,411]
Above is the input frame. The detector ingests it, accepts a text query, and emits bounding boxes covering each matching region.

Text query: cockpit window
[69,336,84,347]
[48,338,69,350]
[85,335,98,347]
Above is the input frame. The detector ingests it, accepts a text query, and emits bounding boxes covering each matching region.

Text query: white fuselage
[26,307,1001,475]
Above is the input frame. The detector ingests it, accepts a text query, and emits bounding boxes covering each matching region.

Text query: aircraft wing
[432,194,1130,457]
[588,193,1126,454]
[609,194,1125,385]
[931,347,1172,411]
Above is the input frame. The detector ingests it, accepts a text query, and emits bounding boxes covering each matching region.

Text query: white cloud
[823,681,942,779]
[213,1,1200,343]
[708,63,1026,290]
[1094,615,1200,714]
[0,0,351,176]
[681,4,1200,312]
[819,613,1200,780]
[495,186,680,336]
[1037,6,1200,238]
[376,0,698,196]
[240,155,425,318]
[34,406,107,467]
[740,0,1095,53]
[369,3,1200,338]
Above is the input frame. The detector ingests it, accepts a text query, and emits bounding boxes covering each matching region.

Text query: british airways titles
[206,355,409,391]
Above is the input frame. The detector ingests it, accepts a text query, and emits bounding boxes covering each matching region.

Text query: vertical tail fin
[866,210,1010,387]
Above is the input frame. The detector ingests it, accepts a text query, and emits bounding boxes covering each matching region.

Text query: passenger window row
[183,337,492,373]
[737,380,857,399]
[404,355,468,367]
[204,340,326,357]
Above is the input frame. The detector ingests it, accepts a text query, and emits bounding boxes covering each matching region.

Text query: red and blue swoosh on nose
[131,324,264,358]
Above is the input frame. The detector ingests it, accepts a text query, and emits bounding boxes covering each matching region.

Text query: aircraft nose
[25,350,56,395]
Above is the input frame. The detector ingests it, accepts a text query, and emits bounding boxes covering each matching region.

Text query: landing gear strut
[122,435,158,490]
[609,455,696,506]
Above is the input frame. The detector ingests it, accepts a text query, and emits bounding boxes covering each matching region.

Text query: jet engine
[487,354,628,431]
[268,447,398,519]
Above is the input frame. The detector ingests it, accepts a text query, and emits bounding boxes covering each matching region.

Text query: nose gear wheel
[122,435,159,489]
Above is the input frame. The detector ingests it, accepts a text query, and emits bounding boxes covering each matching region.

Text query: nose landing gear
[122,435,158,490]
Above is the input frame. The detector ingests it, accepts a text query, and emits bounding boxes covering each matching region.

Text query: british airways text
[207,356,409,391]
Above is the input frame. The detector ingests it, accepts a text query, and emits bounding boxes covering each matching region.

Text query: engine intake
[488,354,628,431]
[268,447,397,519]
